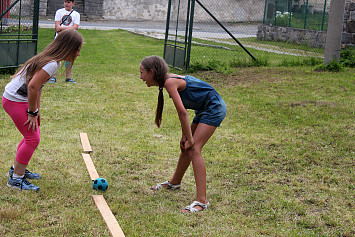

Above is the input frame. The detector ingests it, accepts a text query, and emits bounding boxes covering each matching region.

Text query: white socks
[12,173,25,179]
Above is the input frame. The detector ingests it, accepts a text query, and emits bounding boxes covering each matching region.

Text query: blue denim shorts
[192,93,227,127]
[65,61,73,68]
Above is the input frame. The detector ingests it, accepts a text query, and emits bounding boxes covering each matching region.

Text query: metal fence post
[303,0,308,29]
[185,0,195,70]
[289,0,292,27]
[163,0,172,59]
[33,0,40,55]
[263,0,267,24]
[321,0,327,31]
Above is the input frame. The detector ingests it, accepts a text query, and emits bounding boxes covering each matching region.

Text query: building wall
[42,0,264,22]
[102,0,264,22]
[43,0,103,20]
[102,0,168,21]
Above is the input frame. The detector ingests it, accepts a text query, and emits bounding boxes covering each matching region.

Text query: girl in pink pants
[2,28,84,191]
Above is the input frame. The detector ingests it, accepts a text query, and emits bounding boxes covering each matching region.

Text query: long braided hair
[140,56,169,127]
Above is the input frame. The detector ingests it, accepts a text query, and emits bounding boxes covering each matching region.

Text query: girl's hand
[180,136,187,150]
[24,115,38,132]
[183,139,195,150]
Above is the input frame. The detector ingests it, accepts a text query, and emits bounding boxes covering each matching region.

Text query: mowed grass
[0,28,354,236]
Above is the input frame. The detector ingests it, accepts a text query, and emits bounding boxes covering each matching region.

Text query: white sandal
[151,181,181,191]
[183,201,210,213]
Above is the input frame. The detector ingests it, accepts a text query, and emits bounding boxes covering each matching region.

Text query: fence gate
[163,0,192,70]
[164,0,256,70]
[0,0,40,69]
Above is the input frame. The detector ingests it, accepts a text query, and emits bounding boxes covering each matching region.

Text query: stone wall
[257,25,327,48]
[257,0,355,48]
[343,0,355,47]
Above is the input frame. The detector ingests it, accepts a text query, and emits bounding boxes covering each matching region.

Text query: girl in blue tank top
[140,56,227,213]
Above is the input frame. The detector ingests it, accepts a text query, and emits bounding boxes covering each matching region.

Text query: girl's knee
[187,146,202,157]
[25,134,40,147]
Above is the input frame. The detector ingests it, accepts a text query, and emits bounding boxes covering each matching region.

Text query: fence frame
[163,0,256,70]
[0,0,40,69]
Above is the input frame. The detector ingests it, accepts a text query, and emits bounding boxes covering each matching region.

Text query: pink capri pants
[2,97,40,165]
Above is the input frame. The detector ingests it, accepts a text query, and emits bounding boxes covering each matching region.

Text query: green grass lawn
[0,28,354,236]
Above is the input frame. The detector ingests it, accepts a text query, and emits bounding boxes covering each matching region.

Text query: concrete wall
[42,0,263,22]
[193,0,264,22]
[103,0,264,22]
[103,0,168,21]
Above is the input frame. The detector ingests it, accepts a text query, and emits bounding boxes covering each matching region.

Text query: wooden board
[92,195,125,237]
[81,153,99,181]
[80,132,92,153]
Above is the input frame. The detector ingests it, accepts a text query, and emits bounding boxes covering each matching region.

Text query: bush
[340,47,355,68]
[0,67,16,75]
[314,47,355,72]
[315,60,343,72]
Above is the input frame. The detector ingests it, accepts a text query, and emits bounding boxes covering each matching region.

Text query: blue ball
[93,178,108,191]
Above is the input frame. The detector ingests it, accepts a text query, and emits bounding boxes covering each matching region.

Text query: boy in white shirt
[50,0,80,83]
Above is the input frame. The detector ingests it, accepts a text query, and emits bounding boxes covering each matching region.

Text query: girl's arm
[165,79,195,149]
[25,69,50,131]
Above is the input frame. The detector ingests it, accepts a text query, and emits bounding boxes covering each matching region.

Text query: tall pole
[324,0,346,64]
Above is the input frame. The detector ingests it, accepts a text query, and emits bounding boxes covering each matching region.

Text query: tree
[324,0,346,64]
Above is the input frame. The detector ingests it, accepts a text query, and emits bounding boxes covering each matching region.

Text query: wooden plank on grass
[81,153,99,181]
[80,132,92,153]
[93,195,125,237]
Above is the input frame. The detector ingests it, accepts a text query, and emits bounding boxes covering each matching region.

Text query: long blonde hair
[140,56,169,128]
[13,28,84,83]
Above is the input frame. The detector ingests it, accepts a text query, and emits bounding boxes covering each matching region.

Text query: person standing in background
[49,0,80,84]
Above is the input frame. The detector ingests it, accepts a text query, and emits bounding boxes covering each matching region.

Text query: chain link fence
[166,0,325,70]
[263,0,330,31]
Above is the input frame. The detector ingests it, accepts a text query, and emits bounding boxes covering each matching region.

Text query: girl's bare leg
[169,123,198,185]
[13,160,27,176]
[181,123,216,212]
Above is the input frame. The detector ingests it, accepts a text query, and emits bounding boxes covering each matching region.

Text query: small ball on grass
[93,178,108,191]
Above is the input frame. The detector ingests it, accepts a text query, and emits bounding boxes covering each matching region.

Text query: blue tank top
[177,75,218,111]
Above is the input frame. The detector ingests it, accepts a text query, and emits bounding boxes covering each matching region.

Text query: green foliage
[340,47,355,68]
[314,47,355,72]
[275,11,291,27]
[230,57,269,67]
[279,57,323,67]
[269,11,328,31]
[188,58,268,73]
[0,67,16,75]
[0,25,33,34]
[188,59,231,73]
[315,60,344,72]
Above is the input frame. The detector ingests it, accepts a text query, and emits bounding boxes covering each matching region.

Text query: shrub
[340,47,355,68]
[315,60,343,72]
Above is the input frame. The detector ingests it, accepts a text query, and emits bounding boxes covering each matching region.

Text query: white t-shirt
[3,61,61,102]
[55,8,80,28]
